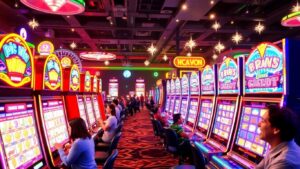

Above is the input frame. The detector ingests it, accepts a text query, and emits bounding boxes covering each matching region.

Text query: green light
[83,66,173,71]
[26,42,35,48]
[153,72,159,77]
[233,52,248,59]
[71,0,85,6]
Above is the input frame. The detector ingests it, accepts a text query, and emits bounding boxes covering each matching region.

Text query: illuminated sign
[173,56,205,68]
[166,80,171,95]
[245,43,283,93]
[98,78,102,92]
[19,28,27,40]
[84,71,91,92]
[190,71,200,95]
[43,54,62,90]
[93,76,97,92]
[0,33,34,87]
[55,49,82,71]
[38,41,54,56]
[181,74,189,95]
[175,77,181,95]
[123,70,131,78]
[170,79,175,95]
[218,58,239,94]
[70,64,80,91]
[61,57,72,68]
[136,79,144,83]
[201,65,215,95]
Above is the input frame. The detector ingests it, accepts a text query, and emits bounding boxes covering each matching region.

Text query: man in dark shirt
[256,105,300,169]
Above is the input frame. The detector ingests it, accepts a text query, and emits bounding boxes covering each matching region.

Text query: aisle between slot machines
[195,59,241,161]
[0,33,49,169]
[34,51,71,168]
[209,42,285,169]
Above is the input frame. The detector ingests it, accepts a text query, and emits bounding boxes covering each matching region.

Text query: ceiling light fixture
[176,19,179,22]
[281,2,300,27]
[185,37,197,52]
[212,21,221,31]
[181,3,188,10]
[80,52,116,61]
[104,60,110,65]
[212,53,218,60]
[232,32,243,44]
[144,60,150,66]
[293,2,300,12]
[187,52,192,57]
[147,43,157,56]
[70,41,77,49]
[255,22,265,34]
[209,13,216,20]
[210,0,214,5]
[28,18,39,29]
[214,41,225,53]
[163,54,168,61]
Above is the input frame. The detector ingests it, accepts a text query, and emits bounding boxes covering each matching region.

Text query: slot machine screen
[197,99,214,135]
[232,101,272,163]
[0,102,44,169]
[210,100,236,147]
[41,99,69,152]
[85,96,96,125]
[169,97,175,113]
[165,96,170,112]
[77,96,88,127]
[92,96,101,120]
[187,98,199,125]
[173,97,181,114]
[180,97,188,120]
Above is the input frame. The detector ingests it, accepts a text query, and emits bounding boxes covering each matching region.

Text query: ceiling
[0,0,298,67]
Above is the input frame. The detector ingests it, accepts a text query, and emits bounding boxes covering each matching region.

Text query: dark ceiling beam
[127,0,137,52]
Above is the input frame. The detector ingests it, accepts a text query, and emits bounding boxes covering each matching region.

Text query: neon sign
[245,43,283,93]
[218,58,239,94]
[173,56,206,68]
[84,71,91,92]
[201,65,215,95]
[0,33,34,87]
[190,71,200,95]
[61,57,72,68]
[93,76,97,92]
[43,54,62,90]
[38,41,54,56]
[181,74,189,95]
[99,78,102,92]
[69,64,80,91]
[175,77,181,95]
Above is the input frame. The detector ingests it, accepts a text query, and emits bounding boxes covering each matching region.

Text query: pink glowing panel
[21,0,85,15]
[80,52,117,61]
[281,11,300,27]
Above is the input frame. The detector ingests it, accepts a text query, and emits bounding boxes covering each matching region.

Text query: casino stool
[153,119,166,145]
[164,128,184,164]
[95,132,122,164]
[102,149,118,169]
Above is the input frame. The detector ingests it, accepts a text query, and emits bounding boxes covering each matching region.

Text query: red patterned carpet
[111,108,178,169]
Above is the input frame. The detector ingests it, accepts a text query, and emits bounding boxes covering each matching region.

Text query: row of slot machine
[0,34,106,169]
[161,41,285,168]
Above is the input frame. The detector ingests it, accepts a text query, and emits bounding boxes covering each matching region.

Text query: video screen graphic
[85,96,96,125]
[42,100,69,151]
[197,99,214,135]
[77,96,88,127]
[169,97,175,113]
[211,100,236,147]
[187,98,199,124]
[173,97,181,114]
[165,97,170,112]
[92,96,101,120]
[180,98,188,120]
[0,102,43,169]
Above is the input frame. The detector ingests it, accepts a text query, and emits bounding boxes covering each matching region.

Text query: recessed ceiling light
[210,0,214,5]
[181,3,188,10]
[209,13,216,20]
[230,20,234,24]
[71,28,75,32]
[212,21,221,31]
[176,19,179,22]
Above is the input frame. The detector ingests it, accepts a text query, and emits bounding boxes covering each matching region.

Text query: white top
[115,106,121,122]
[102,115,118,142]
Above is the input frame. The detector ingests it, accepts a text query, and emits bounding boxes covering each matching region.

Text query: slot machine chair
[102,149,118,169]
[164,128,186,164]
[95,132,122,164]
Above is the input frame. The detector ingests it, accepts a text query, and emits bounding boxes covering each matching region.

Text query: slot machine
[173,77,182,116]
[135,79,145,97]
[194,65,217,140]
[210,42,285,168]
[156,79,165,108]
[184,71,200,133]
[93,77,105,121]
[168,79,176,116]
[34,52,70,168]
[195,57,241,160]
[0,33,48,169]
[163,80,171,113]
[179,74,189,123]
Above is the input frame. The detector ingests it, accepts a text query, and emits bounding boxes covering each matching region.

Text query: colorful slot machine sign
[70,64,80,91]
[201,65,215,95]
[84,71,91,92]
[173,77,181,114]
[244,43,283,93]
[109,79,118,97]
[190,72,200,95]
[218,58,239,94]
[43,54,62,90]
[135,79,145,97]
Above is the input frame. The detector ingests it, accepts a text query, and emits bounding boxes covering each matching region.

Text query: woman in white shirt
[98,104,118,143]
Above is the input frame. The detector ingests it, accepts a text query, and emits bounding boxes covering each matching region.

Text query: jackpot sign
[70,64,80,91]
[0,34,33,87]
[173,56,205,68]
[245,43,283,93]
[44,54,62,90]
[218,58,239,94]
[201,65,215,95]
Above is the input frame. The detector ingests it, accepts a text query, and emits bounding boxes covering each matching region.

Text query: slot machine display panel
[92,95,101,120]
[180,97,188,122]
[84,96,96,126]
[40,98,69,152]
[173,96,181,114]
[186,98,199,127]
[165,96,171,112]
[0,101,45,169]
[196,98,214,137]
[210,100,236,148]
[77,95,88,127]
[169,96,176,114]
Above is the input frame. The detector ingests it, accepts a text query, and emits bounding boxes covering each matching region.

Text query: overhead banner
[173,56,205,68]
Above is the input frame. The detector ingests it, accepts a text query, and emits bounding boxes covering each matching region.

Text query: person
[152,107,167,127]
[170,113,193,163]
[98,104,118,143]
[54,118,97,169]
[150,96,155,108]
[112,99,121,122]
[140,94,145,108]
[255,105,300,169]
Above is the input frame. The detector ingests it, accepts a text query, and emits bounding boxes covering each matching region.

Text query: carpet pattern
[112,109,178,169]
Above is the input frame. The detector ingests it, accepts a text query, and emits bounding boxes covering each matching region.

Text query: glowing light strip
[212,156,234,169]
[194,142,209,153]
[83,66,173,71]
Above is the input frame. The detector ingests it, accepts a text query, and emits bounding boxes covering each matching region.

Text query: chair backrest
[164,128,179,153]
[109,132,122,154]
[116,122,123,133]
[151,119,158,136]
[103,149,118,169]
[154,120,164,136]
[190,142,206,169]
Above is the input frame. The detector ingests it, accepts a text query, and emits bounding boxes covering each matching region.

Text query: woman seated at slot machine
[54,118,97,169]
[97,104,118,143]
